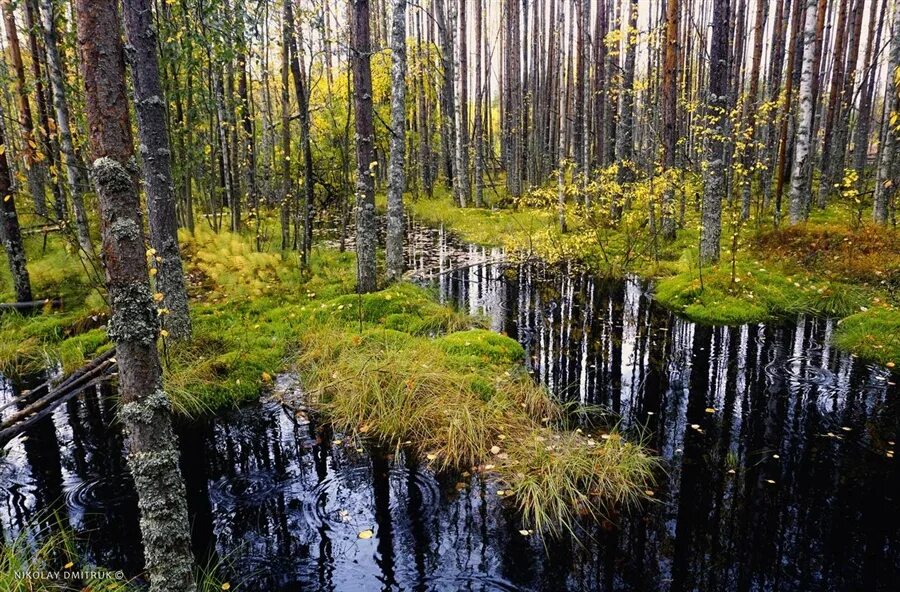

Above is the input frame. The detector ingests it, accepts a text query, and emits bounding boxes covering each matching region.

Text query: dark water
[2,222,899,591]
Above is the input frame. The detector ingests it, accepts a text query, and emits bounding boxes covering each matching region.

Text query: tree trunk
[0,105,32,303]
[787,0,820,225]
[2,0,47,218]
[455,0,469,207]
[23,0,64,222]
[386,0,407,281]
[661,0,679,240]
[280,0,292,251]
[873,0,900,223]
[505,0,522,198]
[473,0,484,207]
[851,0,887,177]
[38,0,94,258]
[700,0,731,264]
[122,0,192,341]
[350,0,377,292]
[613,0,638,219]
[738,0,768,220]
[285,0,314,266]
[816,0,850,208]
[435,0,456,191]
[74,1,196,590]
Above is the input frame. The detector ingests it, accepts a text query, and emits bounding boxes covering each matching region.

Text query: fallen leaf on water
[358,529,374,540]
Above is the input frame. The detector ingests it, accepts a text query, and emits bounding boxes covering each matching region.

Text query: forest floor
[404,189,900,368]
[0,216,655,538]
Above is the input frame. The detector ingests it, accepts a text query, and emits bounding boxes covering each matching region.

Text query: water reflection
[0,222,898,591]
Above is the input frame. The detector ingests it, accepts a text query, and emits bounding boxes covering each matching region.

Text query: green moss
[833,308,900,368]
[435,329,525,366]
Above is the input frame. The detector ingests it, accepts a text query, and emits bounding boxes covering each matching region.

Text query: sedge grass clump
[0,523,133,592]
[297,321,657,535]
[503,429,656,537]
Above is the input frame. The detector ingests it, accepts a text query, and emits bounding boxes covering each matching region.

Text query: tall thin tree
[386,0,407,281]
[351,0,377,292]
[122,0,192,340]
[74,0,196,589]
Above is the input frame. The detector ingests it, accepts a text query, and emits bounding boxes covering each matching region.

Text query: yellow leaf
[153,292,165,302]
[358,529,374,539]
[221,584,231,591]
[160,329,169,338]
[64,562,74,569]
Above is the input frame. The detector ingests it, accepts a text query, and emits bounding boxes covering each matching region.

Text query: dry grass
[297,321,657,536]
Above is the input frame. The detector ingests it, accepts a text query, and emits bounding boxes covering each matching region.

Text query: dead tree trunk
[74,1,196,589]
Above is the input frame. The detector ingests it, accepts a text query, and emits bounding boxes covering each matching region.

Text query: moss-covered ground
[402,184,899,368]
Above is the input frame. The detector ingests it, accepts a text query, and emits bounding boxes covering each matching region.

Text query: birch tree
[386,0,407,281]
[787,0,820,225]
[350,0,377,292]
[873,0,900,224]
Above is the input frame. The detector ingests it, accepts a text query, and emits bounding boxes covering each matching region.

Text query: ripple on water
[209,470,282,506]
[767,356,837,390]
[64,475,135,511]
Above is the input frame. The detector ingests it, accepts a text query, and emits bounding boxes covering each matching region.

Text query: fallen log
[0,356,116,430]
[0,298,63,312]
[0,374,112,445]
[0,348,115,416]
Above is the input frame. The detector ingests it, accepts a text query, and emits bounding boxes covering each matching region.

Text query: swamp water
[1,223,898,591]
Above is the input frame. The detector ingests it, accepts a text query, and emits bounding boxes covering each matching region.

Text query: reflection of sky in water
[0,220,898,591]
